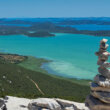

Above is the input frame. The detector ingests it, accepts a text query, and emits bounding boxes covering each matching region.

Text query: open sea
[0,33,110,79]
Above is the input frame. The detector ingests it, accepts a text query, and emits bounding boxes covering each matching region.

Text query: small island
[1,21,110,37]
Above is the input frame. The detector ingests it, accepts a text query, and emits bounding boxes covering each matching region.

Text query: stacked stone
[85,39,110,110]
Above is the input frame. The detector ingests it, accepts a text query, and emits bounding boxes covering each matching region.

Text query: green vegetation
[0,56,90,102]
[18,56,50,73]
[18,56,91,86]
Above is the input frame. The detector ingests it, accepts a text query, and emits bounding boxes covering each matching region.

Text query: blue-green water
[0,33,108,79]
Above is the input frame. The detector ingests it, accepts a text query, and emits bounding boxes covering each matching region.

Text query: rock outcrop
[0,96,88,110]
[0,99,6,110]
[28,98,89,110]
[85,39,110,110]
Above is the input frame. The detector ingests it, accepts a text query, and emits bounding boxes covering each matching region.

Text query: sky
[0,0,110,18]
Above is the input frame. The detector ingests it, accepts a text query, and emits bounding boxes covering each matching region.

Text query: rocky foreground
[0,96,89,110]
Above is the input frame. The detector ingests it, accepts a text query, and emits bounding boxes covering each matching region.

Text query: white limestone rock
[55,98,75,109]
[100,39,108,44]
[64,106,75,110]
[0,96,89,110]
[55,98,89,110]
[28,98,89,110]
[28,98,61,110]
[3,96,31,110]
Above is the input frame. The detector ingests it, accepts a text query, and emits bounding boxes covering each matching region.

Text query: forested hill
[0,53,89,102]
[0,19,110,37]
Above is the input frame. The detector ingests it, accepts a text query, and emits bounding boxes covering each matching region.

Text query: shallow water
[0,33,109,79]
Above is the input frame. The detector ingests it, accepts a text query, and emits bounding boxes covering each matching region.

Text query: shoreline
[42,62,91,86]
[0,52,90,102]
[0,52,91,86]
[18,55,91,86]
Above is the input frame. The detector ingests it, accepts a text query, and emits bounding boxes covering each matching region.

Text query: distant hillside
[0,21,110,37]
[58,19,110,25]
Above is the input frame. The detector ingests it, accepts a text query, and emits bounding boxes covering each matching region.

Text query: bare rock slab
[28,98,89,110]
[55,98,89,110]
[28,98,61,110]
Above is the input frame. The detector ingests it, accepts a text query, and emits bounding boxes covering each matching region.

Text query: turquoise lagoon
[0,33,109,79]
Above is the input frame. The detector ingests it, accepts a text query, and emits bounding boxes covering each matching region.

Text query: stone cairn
[85,39,110,110]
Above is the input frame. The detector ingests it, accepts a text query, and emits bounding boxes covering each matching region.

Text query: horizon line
[0,17,110,19]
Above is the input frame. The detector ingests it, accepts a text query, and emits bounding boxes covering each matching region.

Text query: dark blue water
[0,24,31,27]
[1,18,110,30]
